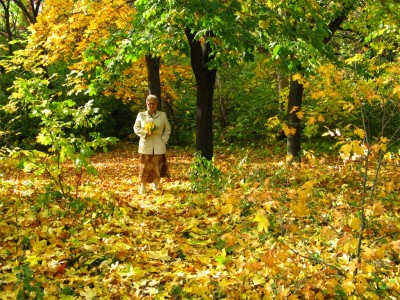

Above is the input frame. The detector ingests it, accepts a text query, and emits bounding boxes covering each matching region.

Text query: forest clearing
[1,0,399,299]
[1,142,399,299]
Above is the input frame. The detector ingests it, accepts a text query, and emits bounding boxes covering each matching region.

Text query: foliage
[132,0,257,67]
[214,60,280,145]
[2,0,398,156]
[189,152,225,195]
[2,75,118,199]
[0,143,399,298]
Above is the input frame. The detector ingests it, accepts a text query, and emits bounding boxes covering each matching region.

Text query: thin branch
[279,239,346,277]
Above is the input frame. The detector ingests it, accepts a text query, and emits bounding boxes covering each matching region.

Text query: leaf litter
[0,142,399,299]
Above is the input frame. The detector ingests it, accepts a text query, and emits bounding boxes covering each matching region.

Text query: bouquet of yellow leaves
[144,122,158,135]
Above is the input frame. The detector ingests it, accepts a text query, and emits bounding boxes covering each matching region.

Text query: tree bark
[287,75,304,159]
[145,54,162,110]
[185,28,216,160]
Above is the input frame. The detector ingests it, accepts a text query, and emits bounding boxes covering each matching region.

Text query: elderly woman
[134,95,171,194]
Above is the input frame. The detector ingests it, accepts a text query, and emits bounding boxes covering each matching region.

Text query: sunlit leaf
[253,209,269,233]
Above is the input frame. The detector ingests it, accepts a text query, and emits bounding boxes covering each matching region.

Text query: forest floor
[0,141,399,299]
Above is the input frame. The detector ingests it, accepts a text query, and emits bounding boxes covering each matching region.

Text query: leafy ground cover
[0,142,399,299]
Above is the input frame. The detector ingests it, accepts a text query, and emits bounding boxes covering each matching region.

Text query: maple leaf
[292,73,309,87]
[289,105,300,114]
[79,286,97,299]
[26,255,41,267]
[354,128,365,139]
[341,279,355,295]
[0,272,18,284]
[252,274,266,285]
[220,203,234,215]
[253,209,269,233]
[119,265,146,278]
[282,124,296,136]
[296,110,305,120]
[31,239,48,254]
[307,116,316,125]
[390,240,400,253]
[147,250,170,261]
[215,248,229,265]
[291,198,310,217]
[340,143,352,159]
[36,133,52,145]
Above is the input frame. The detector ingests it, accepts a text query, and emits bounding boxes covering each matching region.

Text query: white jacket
[133,110,171,155]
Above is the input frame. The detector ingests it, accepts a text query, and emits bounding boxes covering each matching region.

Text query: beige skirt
[139,154,170,183]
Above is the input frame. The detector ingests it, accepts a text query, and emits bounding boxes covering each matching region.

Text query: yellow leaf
[32,239,48,254]
[307,116,316,125]
[342,279,355,295]
[340,143,352,159]
[296,110,305,120]
[267,116,281,128]
[26,255,41,267]
[298,180,316,197]
[147,250,170,261]
[349,216,361,231]
[0,272,18,284]
[252,274,266,285]
[371,202,385,215]
[390,240,400,253]
[79,286,97,299]
[292,73,309,87]
[282,124,296,136]
[120,265,145,277]
[393,84,400,97]
[325,278,339,295]
[253,209,269,233]
[320,226,336,243]
[36,133,51,145]
[221,203,234,215]
[292,73,303,82]
[317,115,325,122]
[355,278,367,294]
[351,141,365,156]
[361,247,375,260]
[380,136,389,143]
[291,198,310,217]
[354,128,365,139]
[383,151,394,162]
[289,106,300,114]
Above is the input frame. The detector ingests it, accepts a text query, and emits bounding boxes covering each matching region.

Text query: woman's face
[146,100,158,114]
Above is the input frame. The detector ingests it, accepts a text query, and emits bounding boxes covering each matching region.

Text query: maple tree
[250,0,358,159]
[0,0,42,55]
[133,0,256,160]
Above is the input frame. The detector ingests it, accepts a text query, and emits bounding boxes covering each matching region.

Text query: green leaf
[36,133,52,145]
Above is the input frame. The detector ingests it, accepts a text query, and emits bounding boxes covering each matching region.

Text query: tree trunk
[285,2,355,160]
[145,54,162,110]
[287,75,304,160]
[185,28,216,160]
